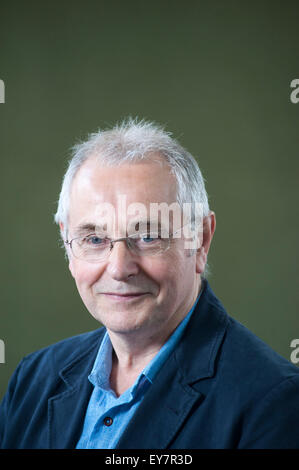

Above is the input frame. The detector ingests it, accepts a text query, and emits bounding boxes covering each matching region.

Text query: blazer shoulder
[222,314,299,388]
[20,327,105,377]
[194,281,299,396]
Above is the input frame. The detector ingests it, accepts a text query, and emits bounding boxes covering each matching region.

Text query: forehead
[68,156,178,229]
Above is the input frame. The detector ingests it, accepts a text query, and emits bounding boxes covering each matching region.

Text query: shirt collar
[142,292,201,383]
[88,332,113,389]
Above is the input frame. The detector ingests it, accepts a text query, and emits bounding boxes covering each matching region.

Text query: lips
[101,292,148,301]
[103,292,146,297]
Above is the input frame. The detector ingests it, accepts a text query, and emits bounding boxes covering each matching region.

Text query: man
[1,118,299,449]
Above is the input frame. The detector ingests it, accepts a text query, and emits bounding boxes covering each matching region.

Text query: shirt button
[103,416,113,426]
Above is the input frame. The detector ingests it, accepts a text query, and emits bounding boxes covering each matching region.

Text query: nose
[105,240,139,281]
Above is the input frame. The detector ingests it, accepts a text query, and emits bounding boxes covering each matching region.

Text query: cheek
[71,259,105,289]
[166,251,197,291]
[145,251,193,290]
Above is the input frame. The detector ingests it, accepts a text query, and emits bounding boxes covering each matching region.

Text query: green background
[1,0,298,399]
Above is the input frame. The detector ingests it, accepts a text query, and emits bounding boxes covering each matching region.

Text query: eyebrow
[72,219,167,238]
[72,223,102,237]
[127,219,163,231]
[129,220,176,238]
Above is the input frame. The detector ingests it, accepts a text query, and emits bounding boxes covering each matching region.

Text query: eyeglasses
[65,225,193,263]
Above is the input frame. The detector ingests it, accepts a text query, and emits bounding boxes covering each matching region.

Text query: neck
[108,324,171,371]
[108,279,202,373]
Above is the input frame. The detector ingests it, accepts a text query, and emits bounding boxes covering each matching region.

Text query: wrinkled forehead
[71,156,177,203]
[68,157,181,233]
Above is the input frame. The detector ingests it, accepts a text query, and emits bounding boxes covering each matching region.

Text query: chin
[91,309,147,333]
[104,321,147,336]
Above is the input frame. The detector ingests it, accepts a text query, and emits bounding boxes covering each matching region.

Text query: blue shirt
[76,294,201,449]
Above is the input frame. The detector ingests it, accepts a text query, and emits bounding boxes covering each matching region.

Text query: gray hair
[54,117,210,237]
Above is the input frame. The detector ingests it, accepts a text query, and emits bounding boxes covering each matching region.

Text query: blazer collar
[175,279,229,383]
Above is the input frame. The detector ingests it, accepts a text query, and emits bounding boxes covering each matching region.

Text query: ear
[59,222,75,278]
[59,222,65,238]
[68,260,76,278]
[196,211,216,274]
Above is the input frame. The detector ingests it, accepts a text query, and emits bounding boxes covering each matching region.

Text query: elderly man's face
[64,157,205,339]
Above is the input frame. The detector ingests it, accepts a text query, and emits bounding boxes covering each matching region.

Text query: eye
[85,235,105,245]
[139,234,161,244]
[142,236,155,243]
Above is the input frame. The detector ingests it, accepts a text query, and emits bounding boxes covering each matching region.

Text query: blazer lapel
[116,354,204,449]
[47,338,102,449]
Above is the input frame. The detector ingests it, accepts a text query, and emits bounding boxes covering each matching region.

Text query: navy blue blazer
[1,280,299,449]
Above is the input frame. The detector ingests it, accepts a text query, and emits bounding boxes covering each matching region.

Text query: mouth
[102,292,148,301]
